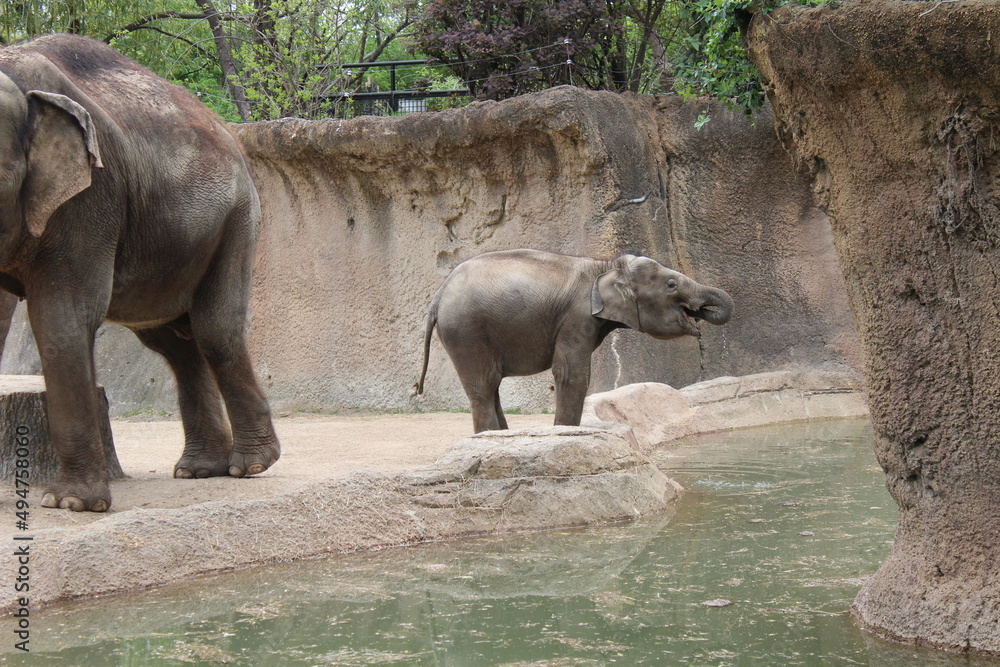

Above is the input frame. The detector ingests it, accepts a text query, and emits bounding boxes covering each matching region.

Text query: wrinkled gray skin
[418,249,734,433]
[0,35,280,512]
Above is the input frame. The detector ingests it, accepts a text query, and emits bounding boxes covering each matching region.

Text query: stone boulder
[582,382,694,449]
[583,368,868,450]
[404,426,679,531]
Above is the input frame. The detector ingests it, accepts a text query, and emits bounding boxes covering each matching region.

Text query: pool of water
[9,419,1000,665]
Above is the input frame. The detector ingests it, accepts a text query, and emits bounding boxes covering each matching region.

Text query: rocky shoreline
[0,368,866,613]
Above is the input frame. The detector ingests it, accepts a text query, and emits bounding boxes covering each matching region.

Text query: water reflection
[8,419,1000,666]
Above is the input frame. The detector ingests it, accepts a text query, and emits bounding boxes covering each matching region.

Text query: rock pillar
[749,0,1000,653]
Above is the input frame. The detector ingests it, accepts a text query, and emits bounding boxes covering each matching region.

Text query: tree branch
[111,25,217,62]
[105,12,227,43]
[363,18,413,63]
[344,18,414,88]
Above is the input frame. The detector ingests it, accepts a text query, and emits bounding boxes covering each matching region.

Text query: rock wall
[749,0,1000,654]
[0,87,858,414]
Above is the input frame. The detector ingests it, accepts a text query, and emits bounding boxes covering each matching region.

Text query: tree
[0,0,416,121]
[232,0,415,119]
[408,0,676,100]
[670,0,833,119]
[194,0,251,119]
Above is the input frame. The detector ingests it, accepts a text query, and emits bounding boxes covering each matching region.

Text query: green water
[8,419,1000,665]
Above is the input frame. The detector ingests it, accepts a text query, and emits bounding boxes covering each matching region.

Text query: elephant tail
[416,295,439,395]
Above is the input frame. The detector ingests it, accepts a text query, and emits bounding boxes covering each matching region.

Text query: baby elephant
[417,249,734,432]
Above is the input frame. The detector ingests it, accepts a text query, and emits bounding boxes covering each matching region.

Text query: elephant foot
[228,442,280,478]
[174,454,231,479]
[41,476,111,512]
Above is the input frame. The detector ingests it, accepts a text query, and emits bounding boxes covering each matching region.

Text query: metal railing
[320,59,469,117]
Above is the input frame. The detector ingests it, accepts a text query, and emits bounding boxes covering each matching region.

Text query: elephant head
[591,255,733,338]
[0,66,102,267]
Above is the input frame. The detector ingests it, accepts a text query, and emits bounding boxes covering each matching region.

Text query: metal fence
[320,59,470,118]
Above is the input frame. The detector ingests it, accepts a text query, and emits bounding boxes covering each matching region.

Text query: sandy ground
[9,411,553,537]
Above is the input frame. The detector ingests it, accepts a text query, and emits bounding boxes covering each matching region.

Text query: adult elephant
[0,35,280,511]
[418,249,734,432]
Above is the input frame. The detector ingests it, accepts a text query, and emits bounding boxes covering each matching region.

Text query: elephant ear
[23,90,103,237]
[591,261,640,330]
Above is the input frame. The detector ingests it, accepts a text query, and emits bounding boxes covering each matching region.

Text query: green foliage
[1,0,116,43]
[672,0,834,118]
[425,92,467,112]
[0,1,238,118]
[233,0,336,119]
[223,0,417,119]
[1,0,836,123]
[0,0,415,121]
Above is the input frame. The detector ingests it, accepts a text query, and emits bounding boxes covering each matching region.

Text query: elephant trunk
[690,286,734,325]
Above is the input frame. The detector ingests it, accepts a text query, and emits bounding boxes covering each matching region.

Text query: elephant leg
[199,336,281,477]
[466,377,504,433]
[133,323,232,478]
[494,390,509,430]
[551,341,592,427]
[28,296,111,511]
[469,387,503,433]
[452,358,504,433]
[0,290,18,362]
[189,210,280,478]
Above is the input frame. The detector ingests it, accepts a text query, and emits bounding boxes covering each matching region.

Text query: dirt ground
[11,411,553,537]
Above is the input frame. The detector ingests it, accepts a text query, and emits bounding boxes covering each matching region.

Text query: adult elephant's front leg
[28,302,111,511]
[551,342,592,427]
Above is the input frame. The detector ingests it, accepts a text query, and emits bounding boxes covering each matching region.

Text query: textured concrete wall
[0,87,858,415]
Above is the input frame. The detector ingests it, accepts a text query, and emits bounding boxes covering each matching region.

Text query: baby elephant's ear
[591,268,640,330]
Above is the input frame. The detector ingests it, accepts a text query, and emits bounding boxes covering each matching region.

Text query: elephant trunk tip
[695,289,734,326]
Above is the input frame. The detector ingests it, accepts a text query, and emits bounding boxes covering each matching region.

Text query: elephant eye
[666,279,678,290]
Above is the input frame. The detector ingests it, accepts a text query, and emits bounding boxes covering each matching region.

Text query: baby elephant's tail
[416,294,440,395]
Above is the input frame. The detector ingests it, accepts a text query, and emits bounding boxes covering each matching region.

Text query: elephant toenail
[59,497,85,511]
